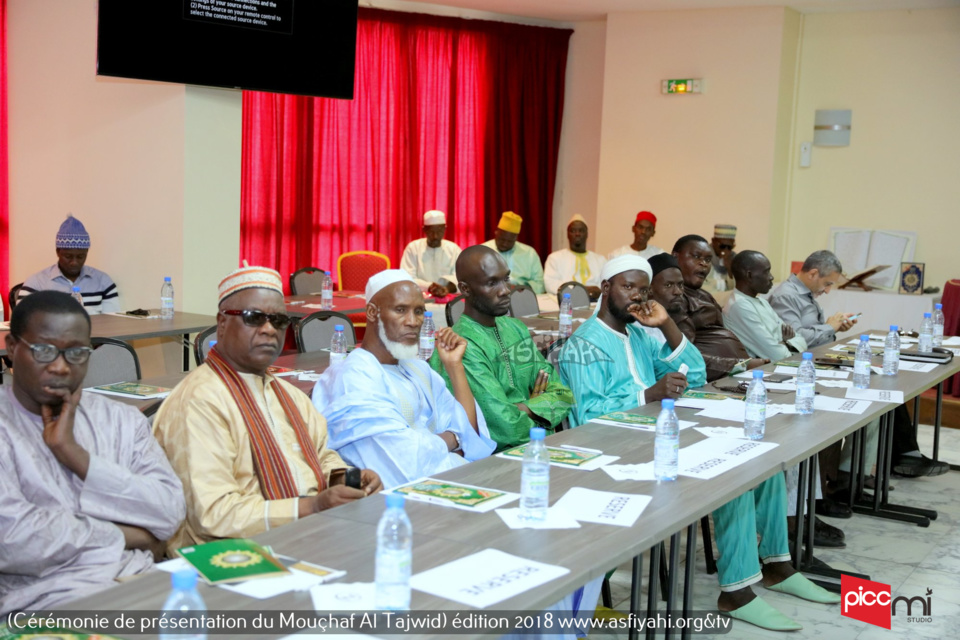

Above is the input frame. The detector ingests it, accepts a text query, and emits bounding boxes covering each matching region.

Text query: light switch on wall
[799,142,812,168]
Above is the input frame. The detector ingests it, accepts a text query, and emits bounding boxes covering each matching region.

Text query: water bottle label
[521,474,549,499]
[161,297,174,308]
[934,325,944,337]
[796,382,815,399]
[330,352,346,364]
[745,404,765,422]
[884,348,898,361]
[854,360,871,375]
[420,336,435,350]
[559,312,572,324]
[655,439,678,463]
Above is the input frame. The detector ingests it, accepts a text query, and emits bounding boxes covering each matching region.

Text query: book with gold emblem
[176,538,289,584]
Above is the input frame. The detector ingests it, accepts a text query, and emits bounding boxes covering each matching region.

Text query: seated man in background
[0,291,185,615]
[558,255,705,427]
[770,250,946,478]
[312,270,495,490]
[435,245,572,450]
[670,234,767,381]
[483,211,545,293]
[18,214,121,314]
[543,214,606,299]
[559,263,838,632]
[702,224,738,294]
[153,265,381,553]
[723,251,849,544]
[608,210,663,260]
[399,210,462,297]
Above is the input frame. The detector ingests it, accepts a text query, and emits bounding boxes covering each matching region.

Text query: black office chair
[193,326,217,365]
[289,267,328,296]
[295,311,357,354]
[8,283,23,311]
[557,281,591,309]
[509,288,540,318]
[83,338,142,389]
[445,294,466,327]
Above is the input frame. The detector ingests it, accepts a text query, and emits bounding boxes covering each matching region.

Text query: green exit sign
[662,78,702,94]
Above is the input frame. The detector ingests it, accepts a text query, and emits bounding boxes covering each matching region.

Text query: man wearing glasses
[0,291,185,615]
[153,265,381,552]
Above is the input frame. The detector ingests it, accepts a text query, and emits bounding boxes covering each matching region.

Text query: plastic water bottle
[795,352,816,415]
[159,569,207,640]
[853,335,872,389]
[70,286,84,307]
[919,312,934,353]
[744,370,767,440]
[519,427,550,521]
[320,271,334,311]
[932,303,945,348]
[374,494,412,611]
[559,293,573,338]
[160,277,175,319]
[419,311,436,360]
[330,324,347,365]
[883,325,900,376]
[654,399,679,481]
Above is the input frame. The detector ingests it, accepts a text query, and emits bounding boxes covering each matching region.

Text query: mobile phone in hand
[345,467,361,489]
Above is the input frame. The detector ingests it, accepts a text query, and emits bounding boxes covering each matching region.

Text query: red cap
[635,211,657,226]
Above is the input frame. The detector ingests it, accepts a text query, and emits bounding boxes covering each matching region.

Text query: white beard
[378,322,419,360]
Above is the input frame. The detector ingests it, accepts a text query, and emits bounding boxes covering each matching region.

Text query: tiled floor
[601,424,960,638]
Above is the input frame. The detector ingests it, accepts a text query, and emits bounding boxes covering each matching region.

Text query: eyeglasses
[220,309,292,330]
[15,337,94,365]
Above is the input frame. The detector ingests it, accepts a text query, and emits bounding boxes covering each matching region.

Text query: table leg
[646,544,661,640]
[665,531,681,640]
[628,553,644,640]
[792,459,808,571]
[681,523,697,640]
[182,333,190,372]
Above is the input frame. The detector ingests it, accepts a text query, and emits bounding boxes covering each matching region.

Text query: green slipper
[721,597,802,632]
[765,573,841,604]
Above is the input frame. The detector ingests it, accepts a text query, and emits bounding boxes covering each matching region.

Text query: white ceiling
[392,0,960,23]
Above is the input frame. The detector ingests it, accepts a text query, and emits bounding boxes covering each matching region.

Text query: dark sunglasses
[220,309,292,330]
[15,337,94,365]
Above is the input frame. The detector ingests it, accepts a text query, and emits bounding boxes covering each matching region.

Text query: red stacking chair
[336,251,390,336]
[942,279,960,397]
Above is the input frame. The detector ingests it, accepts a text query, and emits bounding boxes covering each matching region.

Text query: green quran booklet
[386,477,519,512]
[497,444,619,471]
[592,410,697,433]
[86,382,172,399]
[175,538,289,585]
[0,625,126,640]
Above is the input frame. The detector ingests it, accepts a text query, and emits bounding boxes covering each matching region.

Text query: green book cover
[176,538,289,585]
[501,444,601,467]
[394,479,506,508]
[681,390,732,401]
[597,411,657,426]
[91,382,172,398]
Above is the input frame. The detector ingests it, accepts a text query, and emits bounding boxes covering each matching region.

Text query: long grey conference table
[54,331,960,640]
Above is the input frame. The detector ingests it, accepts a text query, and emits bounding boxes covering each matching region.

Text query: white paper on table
[694,426,748,439]
[601,463,655,482]
[871,366,884,375]
[675,397,731,410]
[553,487,652,527]
[495,507,582,530]
[591,418,697,432]
[495,447,619,471]
[897,360,938,373]
[298,372,324,382]
[763,381,798,391]
[85,387,171,400]
[311,582,376,610]
[677,437,779,480]
[695,400,783,423]
[156,558,339,599]
[942,336,960,346]
[944,348,960,356]
[813,395,872,414]
[734,371,794,380]
[817,380,854,389]
[774,365,849,379]
[410,549,569,609]
[383,478,520,513]
[845,388,904,404]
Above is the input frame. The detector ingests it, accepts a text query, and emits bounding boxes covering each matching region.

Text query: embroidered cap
[497,211,523,234]
[56,215,91,250]
[218,262,284,304]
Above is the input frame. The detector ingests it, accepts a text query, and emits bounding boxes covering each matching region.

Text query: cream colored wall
[594,7,790,259]
[784,8,960,291]
[552,20,607,253]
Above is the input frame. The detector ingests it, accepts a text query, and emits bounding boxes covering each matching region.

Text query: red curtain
[241,8,571,289]
[0,0,8,318]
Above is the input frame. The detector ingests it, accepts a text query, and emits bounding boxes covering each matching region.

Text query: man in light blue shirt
[18,215,120,315]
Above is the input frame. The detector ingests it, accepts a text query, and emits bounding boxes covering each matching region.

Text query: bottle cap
[802,352,813,360]
[661,398,675,409]
[924,312,932,318]
[529,427,546,441]
[935,303,942,310]
[563,293,571,299]
[334,324,344,331]
[72,286,80,292]
[171,569,198,590]
[325,271,331,275]
[425,311,433,317]
[860,335,869,341]
[164,276,171,282]
[385,493,405,510]
[890,325,898,331]
[753,369,764,378]
[209,340,217,348]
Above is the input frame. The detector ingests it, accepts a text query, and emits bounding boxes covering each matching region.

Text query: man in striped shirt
[18,215,121,314]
